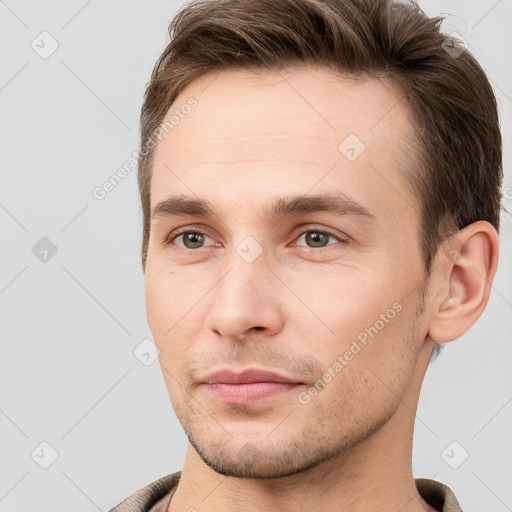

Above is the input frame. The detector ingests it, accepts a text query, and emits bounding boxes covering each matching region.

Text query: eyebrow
[151,191,376,224]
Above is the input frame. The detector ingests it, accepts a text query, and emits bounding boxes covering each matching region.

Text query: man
[110,0,502,510]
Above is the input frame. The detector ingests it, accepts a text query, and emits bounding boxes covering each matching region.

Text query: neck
[169,341,438,512]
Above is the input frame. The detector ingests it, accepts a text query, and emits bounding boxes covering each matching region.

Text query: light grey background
[0,1,510,511]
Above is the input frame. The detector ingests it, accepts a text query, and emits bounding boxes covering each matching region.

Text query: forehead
[150,66,418,225]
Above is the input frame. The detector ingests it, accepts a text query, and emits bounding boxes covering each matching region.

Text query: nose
[204,249,285,341]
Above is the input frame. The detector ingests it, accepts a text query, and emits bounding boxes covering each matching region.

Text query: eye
[167,230,215,249]
[294,228,347,250]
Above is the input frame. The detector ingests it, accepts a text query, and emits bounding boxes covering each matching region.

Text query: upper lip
[202,368,303,385]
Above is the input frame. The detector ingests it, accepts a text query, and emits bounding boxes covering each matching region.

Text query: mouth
[201,368,305,405]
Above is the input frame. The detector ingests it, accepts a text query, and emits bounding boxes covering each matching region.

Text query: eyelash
[165,225,348,252]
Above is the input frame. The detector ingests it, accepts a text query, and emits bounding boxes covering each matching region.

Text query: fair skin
[144,66,499,512]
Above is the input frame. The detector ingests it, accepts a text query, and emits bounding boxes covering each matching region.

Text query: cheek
[299,311,419,433]
[144,260,198,333]
[144,270,169,336]
[145,267,208,370]
[288,265,414,384]
[287,264,397,338]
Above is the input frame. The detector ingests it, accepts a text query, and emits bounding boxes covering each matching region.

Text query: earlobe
[428,221,499,344]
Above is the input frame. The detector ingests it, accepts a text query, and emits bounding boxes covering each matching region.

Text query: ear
[428,221,499,344]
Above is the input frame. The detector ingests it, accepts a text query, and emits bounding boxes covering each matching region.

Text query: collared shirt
[108,471,464,511]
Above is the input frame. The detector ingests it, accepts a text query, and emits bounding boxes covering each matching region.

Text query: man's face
[145,67,430,478]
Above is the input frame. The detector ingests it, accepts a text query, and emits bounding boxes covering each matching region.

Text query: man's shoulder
[415,477,464,512]
[107,471,181,512]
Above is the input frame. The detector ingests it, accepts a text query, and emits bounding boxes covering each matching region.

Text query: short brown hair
[138,0,502,276]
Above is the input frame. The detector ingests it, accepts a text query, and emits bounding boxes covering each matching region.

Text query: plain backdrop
[0,1,511,511]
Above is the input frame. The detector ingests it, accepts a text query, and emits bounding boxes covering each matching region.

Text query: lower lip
[205,382,301,404]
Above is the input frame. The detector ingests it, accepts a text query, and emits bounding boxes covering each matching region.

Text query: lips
[202,368,303,385]
[201,368,304,405]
